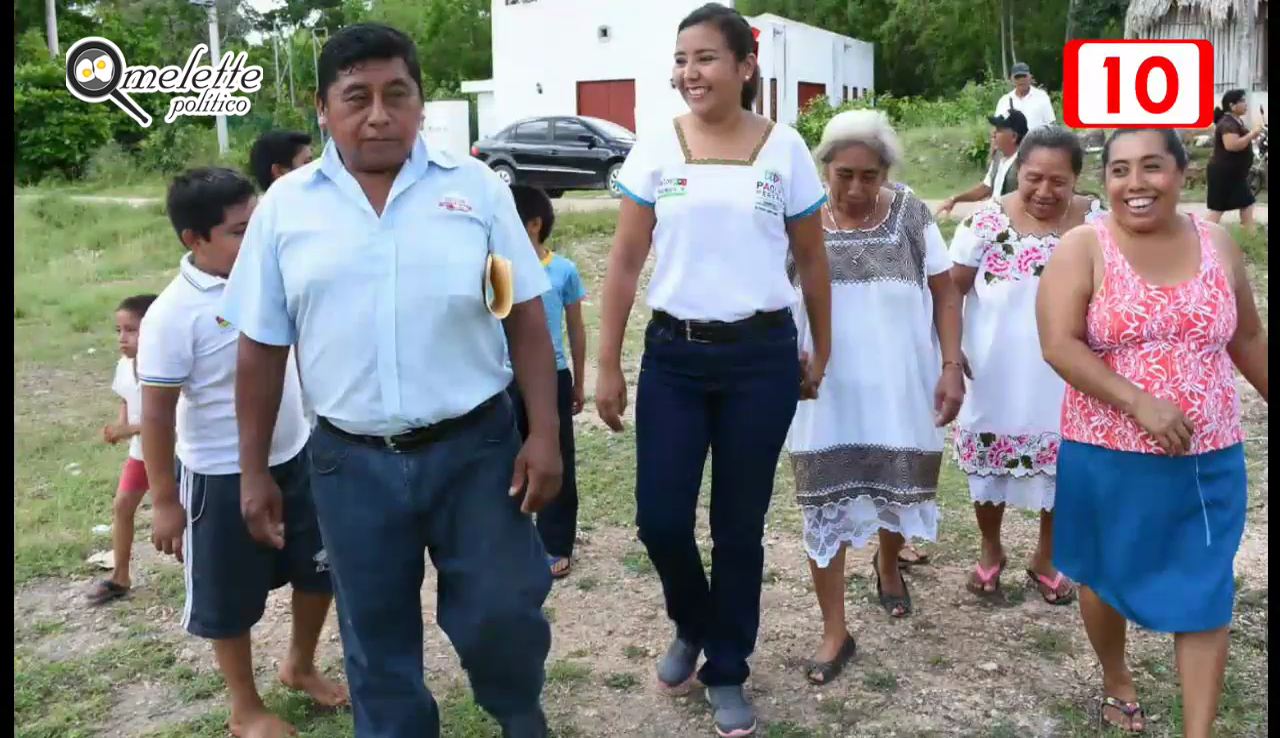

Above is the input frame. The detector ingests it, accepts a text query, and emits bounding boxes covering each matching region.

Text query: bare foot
[230,710,297,738]
[279,665,350,709]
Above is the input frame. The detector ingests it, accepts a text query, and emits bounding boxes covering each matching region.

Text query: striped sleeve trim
[139,376,186,387]
[785,194,827,222]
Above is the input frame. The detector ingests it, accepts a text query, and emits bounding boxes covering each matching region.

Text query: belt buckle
[684,321,711,344]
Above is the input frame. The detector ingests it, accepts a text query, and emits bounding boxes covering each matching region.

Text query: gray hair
[812,109,903,170]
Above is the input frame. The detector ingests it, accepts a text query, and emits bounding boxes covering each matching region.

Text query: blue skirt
[1054,440,1247,633]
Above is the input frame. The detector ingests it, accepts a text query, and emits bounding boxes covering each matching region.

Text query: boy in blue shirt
[506,185,587,579]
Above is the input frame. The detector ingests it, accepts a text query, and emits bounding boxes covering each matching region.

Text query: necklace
[826,190,883,231]
[1018,198,1072,237]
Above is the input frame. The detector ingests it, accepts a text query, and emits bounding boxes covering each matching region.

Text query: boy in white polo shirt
[137,167,347,737]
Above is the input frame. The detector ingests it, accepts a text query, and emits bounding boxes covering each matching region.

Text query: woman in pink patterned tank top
[1038,129,1267,737]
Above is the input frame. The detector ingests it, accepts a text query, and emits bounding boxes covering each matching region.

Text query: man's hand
[510,430,563,514]
[935,197,957,218]
[595,364,628,431]
[572,382,586,415]
[241,471,285,549]
[151,499,187,562]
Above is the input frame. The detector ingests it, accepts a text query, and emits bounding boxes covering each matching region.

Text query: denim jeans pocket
[307,433,350,476]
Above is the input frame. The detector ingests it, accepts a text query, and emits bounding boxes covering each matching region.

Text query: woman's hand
[934,364,966,427]
[595,363,628,432]
[799,351,826,400]
[1131,393,1195,455]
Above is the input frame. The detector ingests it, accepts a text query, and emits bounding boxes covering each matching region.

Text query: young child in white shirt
[87,293,157,606]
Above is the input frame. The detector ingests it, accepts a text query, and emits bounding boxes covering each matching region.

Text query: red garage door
[797,82,827,112]
[577,80,636,132]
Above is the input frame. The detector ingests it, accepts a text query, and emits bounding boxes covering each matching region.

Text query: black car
[470,115,635,198]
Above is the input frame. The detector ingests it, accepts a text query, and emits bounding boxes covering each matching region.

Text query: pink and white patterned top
[1061,215,1243,455]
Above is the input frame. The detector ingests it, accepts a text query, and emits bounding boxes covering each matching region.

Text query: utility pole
[45,0,59,57]
[190,0,228,156]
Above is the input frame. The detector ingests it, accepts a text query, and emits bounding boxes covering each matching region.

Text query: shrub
[14,62,115,183]
[795,79,1010,148]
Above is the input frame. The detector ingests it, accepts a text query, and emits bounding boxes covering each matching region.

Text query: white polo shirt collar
[178,252,227,292]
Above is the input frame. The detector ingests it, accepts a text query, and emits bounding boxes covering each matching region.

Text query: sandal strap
[1102,696,1144,716]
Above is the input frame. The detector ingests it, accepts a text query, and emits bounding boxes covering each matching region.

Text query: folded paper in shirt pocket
[484,252,514,319]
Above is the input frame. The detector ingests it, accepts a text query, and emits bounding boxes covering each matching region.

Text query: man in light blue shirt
[221,23,562,738]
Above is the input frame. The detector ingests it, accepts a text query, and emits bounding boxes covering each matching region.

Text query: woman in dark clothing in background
[1206,89,1264,230]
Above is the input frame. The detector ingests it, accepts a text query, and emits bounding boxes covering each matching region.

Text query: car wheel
[493,164,515,185]
[546,189,564,199]
[607,163,623,198]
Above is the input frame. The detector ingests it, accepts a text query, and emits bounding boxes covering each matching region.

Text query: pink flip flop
[966,557,1006,597]
[1026,569,1077,605]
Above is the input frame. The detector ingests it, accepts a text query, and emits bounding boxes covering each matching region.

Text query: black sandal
[804,635,858,686]
[86,579,129,607]
[1099,695,1147,732]
[871,552,912,618]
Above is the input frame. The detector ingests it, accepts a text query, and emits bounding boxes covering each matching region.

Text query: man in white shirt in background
[994,62,1056,131]
[936,109,1028,217]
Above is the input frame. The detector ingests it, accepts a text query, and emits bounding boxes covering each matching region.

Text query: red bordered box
[1063,39,1214,128]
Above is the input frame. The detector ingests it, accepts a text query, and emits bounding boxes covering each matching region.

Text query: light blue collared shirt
[221,136,550,436]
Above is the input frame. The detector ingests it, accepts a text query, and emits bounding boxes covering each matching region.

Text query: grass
[12,195,1270,737]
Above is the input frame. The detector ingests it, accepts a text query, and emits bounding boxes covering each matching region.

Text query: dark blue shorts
[178,451,332,640]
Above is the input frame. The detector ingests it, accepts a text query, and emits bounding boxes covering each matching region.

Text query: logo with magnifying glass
[65,37,153,127]
[64,36,263,129]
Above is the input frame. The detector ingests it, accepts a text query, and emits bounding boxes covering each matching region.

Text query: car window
[581,116,636,141]
[554,120,593,144]
[512,121,550,143]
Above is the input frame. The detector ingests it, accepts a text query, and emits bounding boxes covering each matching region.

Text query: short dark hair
[509,185,555,244]
[1101,128,1189,171]
[117,294,157,318]
[1017,125,1085,175]
[1214,88,1248,123]
[317,23,423,104]
[165,167,257,243]
[248,129,312,191]
[678,3,759,111]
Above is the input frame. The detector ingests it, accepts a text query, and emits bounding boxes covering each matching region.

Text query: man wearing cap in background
[994,62,1056,131]
[936,109,1028,217]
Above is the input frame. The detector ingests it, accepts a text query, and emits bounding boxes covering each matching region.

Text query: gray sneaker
[706,685,757,737]
[656,636,700,691]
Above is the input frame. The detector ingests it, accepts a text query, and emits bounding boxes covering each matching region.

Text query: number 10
[1104,56,1179,115]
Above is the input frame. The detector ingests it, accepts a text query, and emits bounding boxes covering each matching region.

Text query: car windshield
[582,117,635,141]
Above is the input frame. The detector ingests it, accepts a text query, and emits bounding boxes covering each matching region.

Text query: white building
[464,0,874,141]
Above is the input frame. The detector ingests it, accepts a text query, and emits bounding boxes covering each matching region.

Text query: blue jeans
[507,368,579,558]
[634,317,800,686]
[308,395,552,738]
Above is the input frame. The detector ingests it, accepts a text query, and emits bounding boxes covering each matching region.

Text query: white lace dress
[786,188,951,568]
[949,198,1105,511]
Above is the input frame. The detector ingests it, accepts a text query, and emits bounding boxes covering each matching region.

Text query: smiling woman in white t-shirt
[594,5,832,736]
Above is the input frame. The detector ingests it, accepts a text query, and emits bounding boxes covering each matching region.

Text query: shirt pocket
[399,210,491,299]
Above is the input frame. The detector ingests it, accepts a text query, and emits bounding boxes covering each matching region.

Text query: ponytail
[1213,107,1225,124]
[741,68,760,110]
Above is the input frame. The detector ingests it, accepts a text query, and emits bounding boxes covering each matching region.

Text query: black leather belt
[317,393,504,453]
[651,309,792,344]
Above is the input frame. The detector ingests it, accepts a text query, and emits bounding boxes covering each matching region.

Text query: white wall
[475,91,498,139]
[752,14,874,126]
[421,100,472,160]
[490,0,731,140]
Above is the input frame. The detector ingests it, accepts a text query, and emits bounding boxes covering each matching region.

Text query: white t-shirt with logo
[111,357,144,460]
[137,254,309,476]
[615,119,827,322]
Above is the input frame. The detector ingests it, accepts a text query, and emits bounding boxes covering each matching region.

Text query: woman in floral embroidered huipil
[1038,128,1267,736]
[948,127,1103,604]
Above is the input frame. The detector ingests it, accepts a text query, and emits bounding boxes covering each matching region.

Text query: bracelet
[942,360,964,371]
